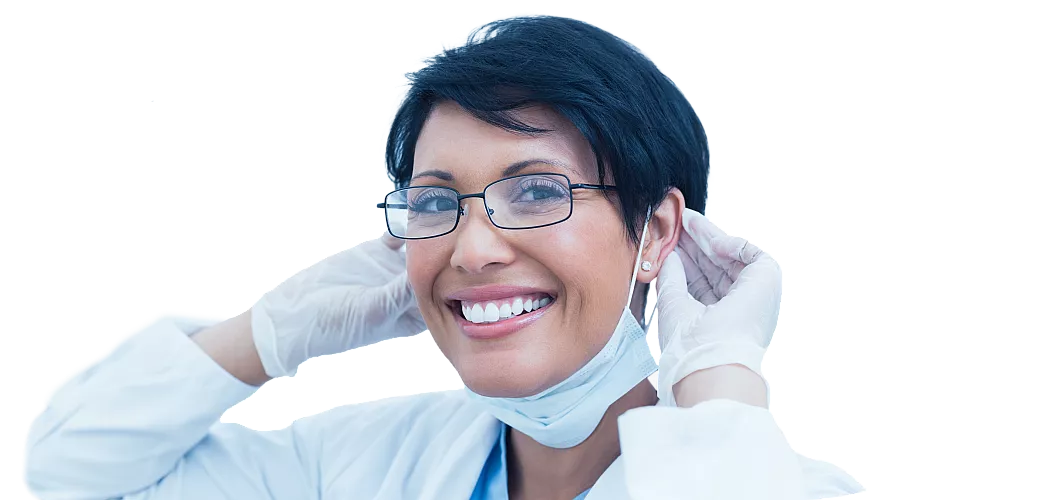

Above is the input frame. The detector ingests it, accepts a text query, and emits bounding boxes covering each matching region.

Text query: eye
[409,190,458,213]
[514,179,570,203]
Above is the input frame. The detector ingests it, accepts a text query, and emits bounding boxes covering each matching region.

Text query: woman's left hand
[654,209,782,407]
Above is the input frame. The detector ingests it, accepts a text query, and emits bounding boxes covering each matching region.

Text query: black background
[24,6,1041,495]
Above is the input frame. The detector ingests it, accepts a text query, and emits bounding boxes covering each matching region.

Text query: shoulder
[797,454,865,498]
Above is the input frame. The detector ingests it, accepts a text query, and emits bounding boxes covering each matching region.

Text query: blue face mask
[465,214,658,448]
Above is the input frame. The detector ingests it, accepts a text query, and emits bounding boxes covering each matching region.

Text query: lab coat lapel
[415,410,502,500]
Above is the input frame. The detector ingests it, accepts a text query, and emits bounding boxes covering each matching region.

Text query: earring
[641,260,652,272]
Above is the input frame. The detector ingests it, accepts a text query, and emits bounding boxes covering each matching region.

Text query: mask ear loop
[638,283,655,334]
[625,206,654,313]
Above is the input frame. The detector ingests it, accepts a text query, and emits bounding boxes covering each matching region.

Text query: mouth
[445,290,557,340]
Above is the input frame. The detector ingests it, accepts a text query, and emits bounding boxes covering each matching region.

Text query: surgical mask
[465,212,659,448]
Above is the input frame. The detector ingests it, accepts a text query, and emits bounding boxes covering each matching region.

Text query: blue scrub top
[470,423,590,500]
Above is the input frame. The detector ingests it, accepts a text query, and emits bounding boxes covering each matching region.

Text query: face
[405,102,647,398]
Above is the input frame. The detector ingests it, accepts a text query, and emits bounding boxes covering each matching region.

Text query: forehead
[412,101,598,184]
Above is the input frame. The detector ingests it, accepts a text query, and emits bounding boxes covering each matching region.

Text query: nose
[449,198,515,274]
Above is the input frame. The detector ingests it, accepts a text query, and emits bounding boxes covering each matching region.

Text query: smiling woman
[382,22,714,432]
[401,103,664,402]
[25,15,862,500]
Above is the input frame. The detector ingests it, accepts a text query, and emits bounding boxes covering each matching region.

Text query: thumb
[655,251,704,351]
[656,251,699,320]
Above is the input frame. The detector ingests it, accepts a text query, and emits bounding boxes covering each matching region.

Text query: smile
[458,293,554,324]
[447,292,558,340]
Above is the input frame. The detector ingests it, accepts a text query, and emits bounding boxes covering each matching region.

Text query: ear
[636,188,685,284]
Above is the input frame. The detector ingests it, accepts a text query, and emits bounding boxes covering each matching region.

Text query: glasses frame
[376,172,617,240]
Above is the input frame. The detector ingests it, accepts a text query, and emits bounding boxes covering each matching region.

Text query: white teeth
[470,304,485,324]
[484,303,499,322]
[459,295,554,324]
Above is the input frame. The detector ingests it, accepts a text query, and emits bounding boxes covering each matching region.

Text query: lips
[444,285,557,339]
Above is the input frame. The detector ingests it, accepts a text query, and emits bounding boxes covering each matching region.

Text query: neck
[506,378,658,500]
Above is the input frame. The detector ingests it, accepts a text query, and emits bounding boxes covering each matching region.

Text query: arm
[24,318,316,500]
[673,364,768,409]
[192,310,270,386]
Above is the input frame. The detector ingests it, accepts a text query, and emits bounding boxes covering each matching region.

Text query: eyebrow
[410,159,580,183]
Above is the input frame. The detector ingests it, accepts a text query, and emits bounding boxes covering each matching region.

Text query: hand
[654,209,782,406]
[251,234,427,378]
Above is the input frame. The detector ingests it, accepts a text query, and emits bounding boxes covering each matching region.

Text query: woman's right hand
[251,233,427,378]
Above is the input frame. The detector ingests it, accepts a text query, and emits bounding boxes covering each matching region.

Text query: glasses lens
[385,186,459,238]
[485,174,572,229]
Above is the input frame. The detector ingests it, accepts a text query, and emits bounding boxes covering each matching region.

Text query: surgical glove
[251,234,427,378]
[655,209,781,406]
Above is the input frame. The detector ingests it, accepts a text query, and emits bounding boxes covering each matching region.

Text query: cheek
[546,210,634,291]
[530,212,635,339]
[405,241,446,307]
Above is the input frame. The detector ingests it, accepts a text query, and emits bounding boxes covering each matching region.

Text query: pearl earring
[641,260,652,272]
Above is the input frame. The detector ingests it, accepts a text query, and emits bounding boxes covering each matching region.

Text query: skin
[405,102,684,498]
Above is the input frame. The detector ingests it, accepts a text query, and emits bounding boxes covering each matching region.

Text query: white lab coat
[25,318,863,499]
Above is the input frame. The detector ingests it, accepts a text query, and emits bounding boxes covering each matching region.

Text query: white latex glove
[251,233,427,378]
[655,209,782,406]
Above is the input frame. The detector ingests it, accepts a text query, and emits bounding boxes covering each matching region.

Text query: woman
[25,16,862,500]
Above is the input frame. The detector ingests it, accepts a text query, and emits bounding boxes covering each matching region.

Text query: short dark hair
[385,16,709,242]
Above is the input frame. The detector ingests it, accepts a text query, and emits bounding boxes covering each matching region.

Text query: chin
[459,363,558,399]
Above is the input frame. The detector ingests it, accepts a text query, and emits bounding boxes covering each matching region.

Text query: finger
[655,251,689,299]
[677,225,728,281]
[703,245,746,289]
[727,261,747,283]
[679,253,720,305]
[656,251,708,332]
[675,226,703,264]
[369,272,418,315]
[347,273,424,346]
[672,228,705,271]
[713,266,737,298]
[723,254,783,324]
[681,209,729,253]
[680,211,744,276]
[713,237,781,289]
[657,251,705,314]
[676,250,707,293]
[712,235,764,264]
[688,244,731,300]
[676,230,732,301]
[675,231,704,278]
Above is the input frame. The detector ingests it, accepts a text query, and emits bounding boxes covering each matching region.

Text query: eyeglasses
[377,173,616,240]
